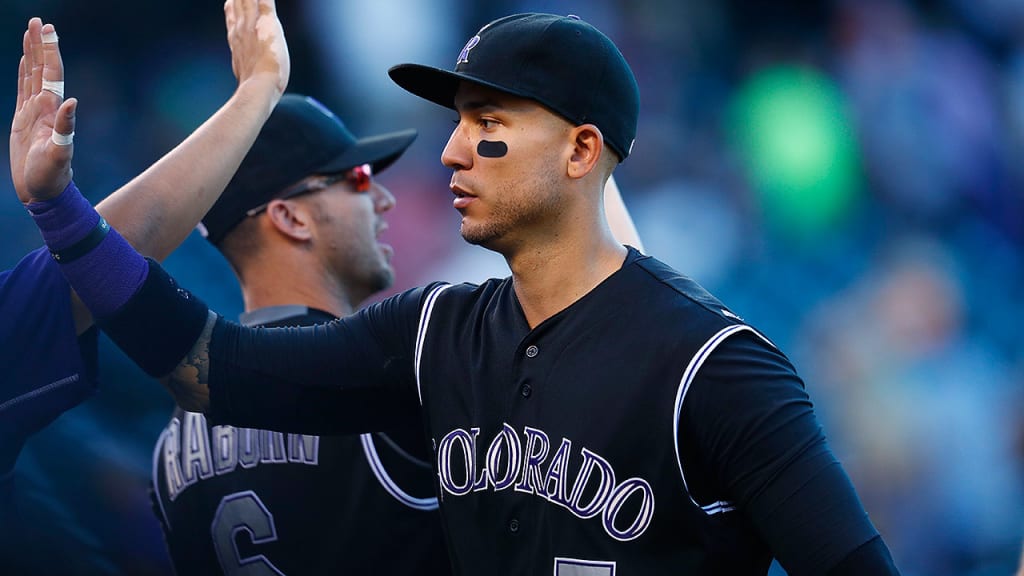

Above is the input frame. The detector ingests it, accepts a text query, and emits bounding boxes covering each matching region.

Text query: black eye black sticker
[477,140,508,158]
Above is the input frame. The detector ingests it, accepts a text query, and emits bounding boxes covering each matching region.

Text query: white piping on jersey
[672,323,774,516]
[152,427,173,531]
[0,373,79,413]
[415,284,453,405]
[360,433,439,510]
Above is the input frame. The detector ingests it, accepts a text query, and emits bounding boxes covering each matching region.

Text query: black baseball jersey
[168,248,894,574]
[151,307,452,575]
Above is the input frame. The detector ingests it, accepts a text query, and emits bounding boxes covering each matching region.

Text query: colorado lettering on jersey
[436,423,655,541]
[160,413,320,501]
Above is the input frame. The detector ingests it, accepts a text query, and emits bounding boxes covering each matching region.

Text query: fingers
[22,28,33,102]
[27,18,43,96]
[224,0,238,78]
[224,0,235,30]
[256,0,290,92]
[222,0,289,94]
[40,23,64,100]
[238,0,256,31]
[15,56,26,115]
[52,97,77,141]
[49,97,76,150]
[22,18,64,103]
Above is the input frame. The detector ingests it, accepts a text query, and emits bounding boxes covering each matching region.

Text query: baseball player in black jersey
[155,92,640,574]
[22,12,901,576]
[151,94,453,574]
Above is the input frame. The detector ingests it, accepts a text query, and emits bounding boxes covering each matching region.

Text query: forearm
[684,332,896,574]
[206,316,419,434]
[827,536,899,575]
[86,252,414,431]
[28,182,213,398]
[95,77,281,261]
[747,448,897,574]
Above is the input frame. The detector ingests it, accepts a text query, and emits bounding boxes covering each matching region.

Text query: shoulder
[623,251,745,328]
[422,277,511,309]
[359,280,504,334]
[368,282,458,317]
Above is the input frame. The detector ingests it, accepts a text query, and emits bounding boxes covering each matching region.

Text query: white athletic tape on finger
[50,129,74,146]
[41,31,59,44]
[41,79,64,99]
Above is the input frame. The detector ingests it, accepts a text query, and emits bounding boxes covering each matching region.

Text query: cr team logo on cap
[457,35,480,65]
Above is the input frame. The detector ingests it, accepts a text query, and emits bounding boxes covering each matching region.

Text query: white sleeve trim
[414,284,453,406]
[360,433,439,511]
[151,426,173,530]
[672,324,774,515]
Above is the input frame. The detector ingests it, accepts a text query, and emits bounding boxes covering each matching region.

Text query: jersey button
[520,383,532,398]
[525,345,539,358]
[508,518,520,533]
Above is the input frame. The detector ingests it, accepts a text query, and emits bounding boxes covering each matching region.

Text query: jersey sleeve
[206,283,445,435]
[677,329,899,575]
[0,247,99,473]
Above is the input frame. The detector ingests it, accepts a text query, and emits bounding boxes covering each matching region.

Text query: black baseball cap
[388,13,639,161]
[199,94,418,245]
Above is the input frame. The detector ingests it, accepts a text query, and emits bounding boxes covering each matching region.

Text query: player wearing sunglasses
[151,94,453,575]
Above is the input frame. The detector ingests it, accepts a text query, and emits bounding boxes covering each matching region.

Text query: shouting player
[150,93,452,574]
[16,12,899,575]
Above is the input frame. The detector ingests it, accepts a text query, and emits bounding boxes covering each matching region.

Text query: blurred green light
[730,66,861,237]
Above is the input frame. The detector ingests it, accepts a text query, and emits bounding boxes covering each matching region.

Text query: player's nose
[441,122,472,171]
[372,182,395,213]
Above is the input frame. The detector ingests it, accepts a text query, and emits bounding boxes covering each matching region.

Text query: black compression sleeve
[204,286,430,435]
[827,536,899,575]
[95,258,210,377]
[680,330,898,575]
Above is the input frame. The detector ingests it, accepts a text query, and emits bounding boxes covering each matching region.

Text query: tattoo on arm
[161,310,216,412]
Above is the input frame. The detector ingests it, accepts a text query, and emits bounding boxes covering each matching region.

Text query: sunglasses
[246,163,374,217]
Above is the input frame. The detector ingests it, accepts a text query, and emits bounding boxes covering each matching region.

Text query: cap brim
[389,63,539,112]
[317,128,418,175]
[389,64,464,110]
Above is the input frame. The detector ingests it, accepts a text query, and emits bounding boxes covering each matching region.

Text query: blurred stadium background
[2,0,1022,573]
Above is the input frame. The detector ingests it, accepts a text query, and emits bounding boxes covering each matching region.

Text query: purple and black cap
[388,13,639,162]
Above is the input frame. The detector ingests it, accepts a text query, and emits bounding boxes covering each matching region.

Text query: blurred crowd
[1,0,1021,574]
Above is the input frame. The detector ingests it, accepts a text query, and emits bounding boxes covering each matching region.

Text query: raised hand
[224,0,290,102]
[9,18,76,203]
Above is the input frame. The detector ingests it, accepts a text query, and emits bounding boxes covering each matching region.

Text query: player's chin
[370,266,395,293]
[460,221,498,247]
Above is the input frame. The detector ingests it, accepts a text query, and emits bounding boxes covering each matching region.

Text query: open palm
[9,18,76,203]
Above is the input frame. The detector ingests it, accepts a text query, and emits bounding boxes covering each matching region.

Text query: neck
[236,250,356,318]
[505,229,627,329]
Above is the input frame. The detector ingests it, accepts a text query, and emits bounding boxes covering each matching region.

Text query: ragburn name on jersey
[159,412,320,501]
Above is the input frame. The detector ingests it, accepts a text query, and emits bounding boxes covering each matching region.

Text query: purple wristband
[27,181,149,317]
[25,181,99,250]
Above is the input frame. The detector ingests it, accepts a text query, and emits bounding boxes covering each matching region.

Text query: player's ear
[567,123,603,180]
[265,198,314,242]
